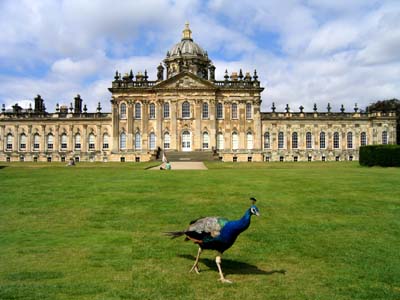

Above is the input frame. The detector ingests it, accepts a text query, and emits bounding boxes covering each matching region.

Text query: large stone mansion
[0,24,397,163]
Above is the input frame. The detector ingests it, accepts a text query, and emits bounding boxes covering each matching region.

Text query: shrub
[359,145,400,167]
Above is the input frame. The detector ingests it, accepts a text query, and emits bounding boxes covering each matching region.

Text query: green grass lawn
[0,162,399,300]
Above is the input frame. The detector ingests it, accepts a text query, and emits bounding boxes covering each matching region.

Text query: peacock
[165,197,260,283]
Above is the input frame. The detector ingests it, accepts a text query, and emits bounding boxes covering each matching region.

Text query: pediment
[154,72,216,90]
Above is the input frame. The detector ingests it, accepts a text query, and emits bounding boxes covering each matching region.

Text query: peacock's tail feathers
[164,231,185,239]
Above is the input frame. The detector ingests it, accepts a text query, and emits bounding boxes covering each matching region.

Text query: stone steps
[162,151,219,162]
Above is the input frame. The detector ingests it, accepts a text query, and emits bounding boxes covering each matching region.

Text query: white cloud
[0,0,399,116]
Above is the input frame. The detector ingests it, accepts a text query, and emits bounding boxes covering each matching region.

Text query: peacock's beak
[255,211,260,216]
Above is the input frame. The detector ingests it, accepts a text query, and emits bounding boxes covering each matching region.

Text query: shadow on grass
[178,254,286,276]
[0,165,7,169]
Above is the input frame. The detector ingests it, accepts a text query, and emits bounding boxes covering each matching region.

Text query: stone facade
[0,24,397,163]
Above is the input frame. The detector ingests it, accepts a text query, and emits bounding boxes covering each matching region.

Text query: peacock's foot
[189,265,200,274]
[218,278,232,284]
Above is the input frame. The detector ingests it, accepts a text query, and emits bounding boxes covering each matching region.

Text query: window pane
[149,133,156,149]
[278,132,284,149]
[333,132,340,149]
[246,103,252,119]
[264,132,270,149]
[164,133,170,149]
[217,103,223,119]
[163,103,170,118]
[182,101,190,118]
[135,133,141,149]
[217,133,224,150]
[306,132,312,149]
[292,132,298,149]
[203,132,209,149]
[382,131,388,144]
[231,103,238,119]
[103,134,109,149]
[149,103,155,119]
[120,103,126,119]
[347,132,353,149]
[247,132,253,150]
[232,132,239,150]
[135,103,141,119]
[202,102,208,119]
[360,132,367,146]
[320,132,325,149]
[120,133,126,149]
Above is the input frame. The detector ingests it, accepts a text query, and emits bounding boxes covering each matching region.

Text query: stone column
[111,100,119,152]
[194,100,201,150]
[171,100,177,150]
[0,125,5,152]
[82,125,88,154]
[253,100,262,150]
[156,99,163,149]
[54,125,60,153]
[209,99,216,150]
[127,101,133,150]
[96,125,102,151]
[27,125,32,153]
[14,125,19,152]
[142,101,148,150]
[239,101,246,150]
[69,125,74,152]
[41,125,46,153]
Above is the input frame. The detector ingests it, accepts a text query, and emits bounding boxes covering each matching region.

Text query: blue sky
[0,0,399,112]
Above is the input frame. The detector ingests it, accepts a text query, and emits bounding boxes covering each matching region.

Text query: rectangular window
[149,104,156,119]
[278,132,284,149]
[246,103,252,119]
[216,103,223,119]
[320,132,326,149]
[202,102,209,119]
[231,103,238,119]
[163,103,170,118]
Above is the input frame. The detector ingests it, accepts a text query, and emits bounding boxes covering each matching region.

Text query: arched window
[61,134,68,150]
[88,133,95,150]
[75,134,81,150]
[246,103,252,119]
[135,103,141,119]
[6,134,13,150]
[320,132,326,149]
[182,101,190,118]
[333,132,340,149]
[103,134,109,149]
[33,134,40,150]
[120,132,126,149]
[217,132,224,150]
[264,132,270,149]
[164,132,170,149]
[231,103,238,119]
[149,133,156,150]
[246,132,253,150]
[360,132,367,146]
[20,134,27,150]
[202,132,209,149]
[202,102,209,119]
[47,134,54,150]
[306,132,312,149]
[120,103,127,119]
[292,132,298,149]
[382,131,388,144]
[347,132,353,149]
[163,102,170,118]
[216,103,223,119]
[149,103,155,119]
[232,132,239,150]
[135,132,141,150]
[278,132,284,149]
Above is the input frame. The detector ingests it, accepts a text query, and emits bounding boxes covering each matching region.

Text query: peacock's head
[250,197,260,216]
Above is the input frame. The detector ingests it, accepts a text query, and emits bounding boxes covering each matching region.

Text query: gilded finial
[182,21,192,41]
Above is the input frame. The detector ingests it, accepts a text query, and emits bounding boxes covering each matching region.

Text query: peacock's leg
[189,247,202,274]
[215,254,232,283]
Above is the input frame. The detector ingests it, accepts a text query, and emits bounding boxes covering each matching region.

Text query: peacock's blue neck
[224,208,252,236]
